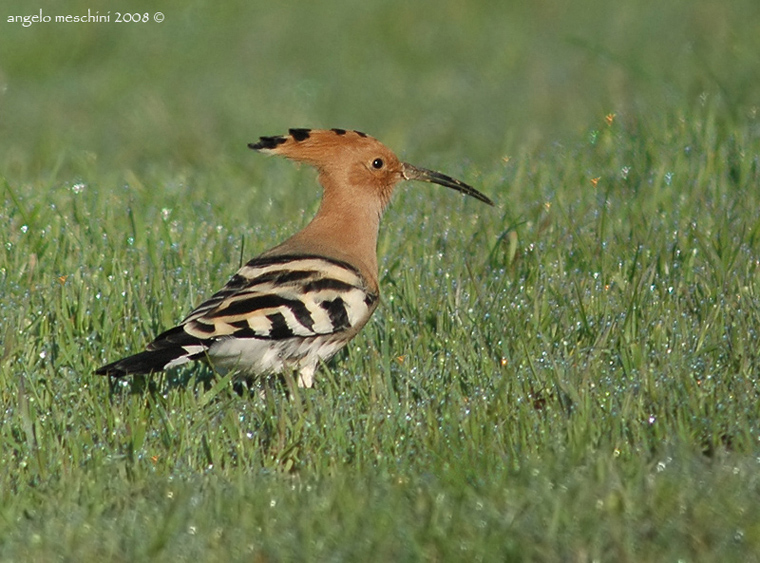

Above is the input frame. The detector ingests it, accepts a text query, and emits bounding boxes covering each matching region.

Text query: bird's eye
[372,158,384,169]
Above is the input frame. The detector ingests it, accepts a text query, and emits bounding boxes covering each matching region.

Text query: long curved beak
[402,163,494,206]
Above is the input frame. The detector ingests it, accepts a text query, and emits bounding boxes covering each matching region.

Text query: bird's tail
[95,326,208,377]
[95,349,187,377]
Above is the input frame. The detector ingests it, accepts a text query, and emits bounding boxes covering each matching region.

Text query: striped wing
[96,254,379,379]
[145,254,379,368]
[178,254,378,340]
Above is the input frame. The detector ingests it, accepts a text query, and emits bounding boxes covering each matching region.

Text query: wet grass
[2,0,760,560]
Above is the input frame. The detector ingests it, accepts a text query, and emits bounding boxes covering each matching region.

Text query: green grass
[2,0,760,560]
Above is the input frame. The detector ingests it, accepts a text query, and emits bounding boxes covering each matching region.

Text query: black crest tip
[289,128,311,141]
[249,136,287,151]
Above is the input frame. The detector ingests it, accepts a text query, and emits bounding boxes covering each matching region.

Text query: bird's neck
[264,190,383,289]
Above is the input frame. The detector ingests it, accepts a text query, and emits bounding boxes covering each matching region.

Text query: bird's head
[249,128,493,210]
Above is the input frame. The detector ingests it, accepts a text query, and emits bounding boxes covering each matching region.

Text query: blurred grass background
[2,0,760,560]
[3,0,758,177]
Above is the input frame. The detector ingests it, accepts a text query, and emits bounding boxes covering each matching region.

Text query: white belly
[207,335,346,387]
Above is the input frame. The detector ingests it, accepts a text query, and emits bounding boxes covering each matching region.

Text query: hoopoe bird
[96,128,493,387]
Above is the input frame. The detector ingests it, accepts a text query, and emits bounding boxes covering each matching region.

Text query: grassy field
[2,0,760,560]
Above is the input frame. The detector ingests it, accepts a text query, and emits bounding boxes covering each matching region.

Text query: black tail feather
[95,348,190,377]
[96,326,208,377]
